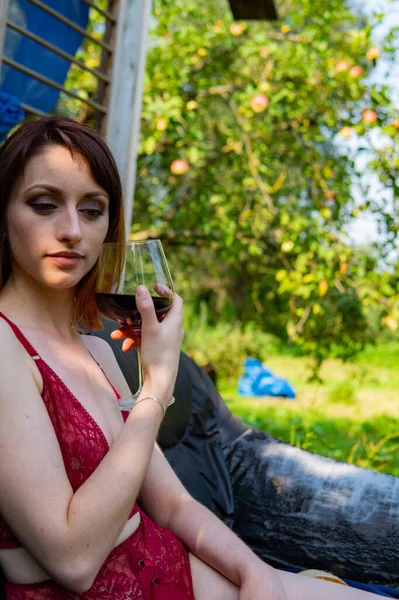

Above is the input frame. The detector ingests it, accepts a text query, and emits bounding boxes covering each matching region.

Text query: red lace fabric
[0,313,194,600]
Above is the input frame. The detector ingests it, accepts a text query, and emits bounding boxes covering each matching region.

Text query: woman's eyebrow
[25,184,109,201]
[25,184,60,194]
[84,191,110,201]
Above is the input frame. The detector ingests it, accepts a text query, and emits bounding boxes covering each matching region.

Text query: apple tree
[61,0,399,375]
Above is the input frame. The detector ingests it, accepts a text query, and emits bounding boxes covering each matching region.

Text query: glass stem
[136,347,143,395]
[116,347,143,411]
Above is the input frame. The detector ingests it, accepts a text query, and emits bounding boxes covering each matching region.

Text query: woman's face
[6,144,110,291]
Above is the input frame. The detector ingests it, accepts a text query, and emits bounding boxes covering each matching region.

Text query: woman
[0,117,382,599]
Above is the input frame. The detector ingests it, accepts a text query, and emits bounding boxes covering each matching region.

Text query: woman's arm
[139,444,277,589]
[139,446,384,600]
[0,288,183,593]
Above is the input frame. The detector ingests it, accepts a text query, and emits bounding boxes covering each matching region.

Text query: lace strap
[0,311,41,358]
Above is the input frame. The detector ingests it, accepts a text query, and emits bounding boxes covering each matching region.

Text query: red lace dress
[0,313,195,600]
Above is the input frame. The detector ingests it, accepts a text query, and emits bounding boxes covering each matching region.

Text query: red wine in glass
[96,292,173,335]
[96,239,175,410]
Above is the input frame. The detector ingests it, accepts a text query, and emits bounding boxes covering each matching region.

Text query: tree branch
[224,97,276,214]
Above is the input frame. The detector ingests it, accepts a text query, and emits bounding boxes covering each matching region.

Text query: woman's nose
[56,209,82,244]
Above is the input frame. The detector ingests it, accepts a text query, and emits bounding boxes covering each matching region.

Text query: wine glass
[96,239,175,411]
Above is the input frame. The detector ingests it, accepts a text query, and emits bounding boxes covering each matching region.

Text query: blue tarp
[238,357,296,399]
[0,91,24,140]
[0,0,90,140]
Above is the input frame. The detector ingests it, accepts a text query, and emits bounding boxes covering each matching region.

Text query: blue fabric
[0,0,89,131]
[0,91,24,141]
[342,579,399,597]
[238,357,296,399]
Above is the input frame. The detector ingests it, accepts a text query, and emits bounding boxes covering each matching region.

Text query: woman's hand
[239,565,288,600]
[110,284,175,352]
[111,285,184,400]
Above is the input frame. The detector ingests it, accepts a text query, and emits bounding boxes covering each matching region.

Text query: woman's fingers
[153,285,182,320]
[110,326,136,339]
[167,292,183,316]
[110,323,138,344]
[154,283,174,299]
[110,327,139,351]
[109,287,182,353]
[122,338,137,352]
[135,285,157,329]
[110,328,125,340]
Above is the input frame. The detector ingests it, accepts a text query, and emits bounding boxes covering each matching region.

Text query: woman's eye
[31,202,56,214]
[81,208,104,219]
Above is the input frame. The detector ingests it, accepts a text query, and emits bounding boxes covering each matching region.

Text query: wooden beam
[0,0,10,68]
[228,0,278,21]
[105,0,152,237]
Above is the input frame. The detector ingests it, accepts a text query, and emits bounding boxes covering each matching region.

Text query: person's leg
[189,553,387,600]
[279,570,387,599]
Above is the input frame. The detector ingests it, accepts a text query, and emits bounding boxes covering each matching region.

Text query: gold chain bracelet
[132,395,175,416]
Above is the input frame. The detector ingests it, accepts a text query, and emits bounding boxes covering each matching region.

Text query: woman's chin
[41,275,81,291]
[38,266,91,290]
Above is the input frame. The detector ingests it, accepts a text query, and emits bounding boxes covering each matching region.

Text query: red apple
[335,60,350,72]
[339,127,353,139]
[366,47,380,60]
[250,93,269,113]
[383,316,398,331]
[170,159,189,175]
[362,109,377,124]
[230,23,244,36]
[156,117,168,131]
[349,65,363,78]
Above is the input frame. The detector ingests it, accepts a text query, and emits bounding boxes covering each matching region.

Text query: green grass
[220,345,399,477]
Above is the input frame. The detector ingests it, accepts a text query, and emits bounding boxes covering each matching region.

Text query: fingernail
[136,285,148,297]
[157,285,167,296]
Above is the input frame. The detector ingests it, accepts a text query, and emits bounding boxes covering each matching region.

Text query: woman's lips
[47,256,83,268]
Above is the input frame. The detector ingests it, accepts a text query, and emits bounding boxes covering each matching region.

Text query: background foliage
[130,0,399,376]
[62,0,399,376]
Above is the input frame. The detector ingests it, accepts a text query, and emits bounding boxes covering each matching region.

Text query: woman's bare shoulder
[0,316,34,365]
[0,314,19,343]
[0,316,43,396]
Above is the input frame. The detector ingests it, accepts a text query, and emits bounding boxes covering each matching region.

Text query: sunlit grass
[220,344,399,477]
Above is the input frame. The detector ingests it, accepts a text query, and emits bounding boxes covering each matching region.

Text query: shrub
[183,303,279,384]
